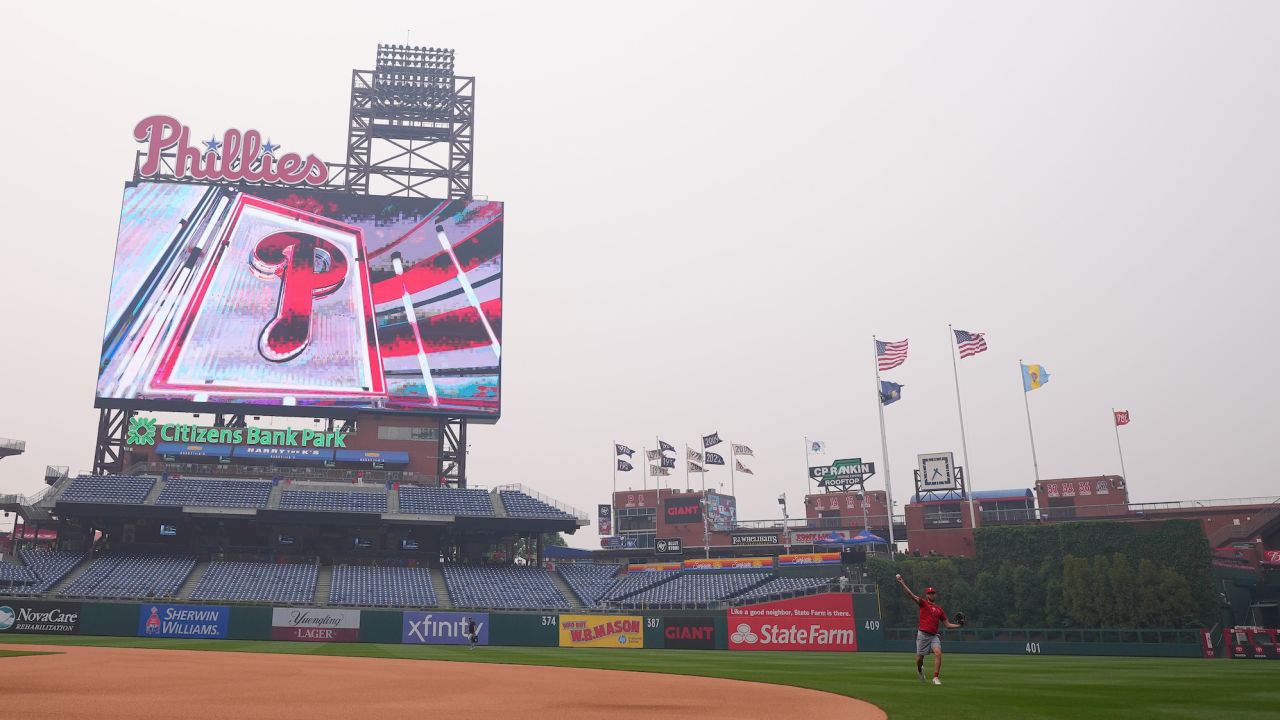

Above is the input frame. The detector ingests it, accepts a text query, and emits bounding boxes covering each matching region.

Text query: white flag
[809,440,827,454]
[687,447,703,463]
[732,443,753,457]
[735,459,754,475]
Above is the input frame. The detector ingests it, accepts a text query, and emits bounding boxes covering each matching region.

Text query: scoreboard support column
[92,407,135,475]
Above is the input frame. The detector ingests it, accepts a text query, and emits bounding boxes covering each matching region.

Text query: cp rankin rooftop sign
[134,115,330,186]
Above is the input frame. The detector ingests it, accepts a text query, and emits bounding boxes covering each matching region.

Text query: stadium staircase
[176,560,211,599]
[429,567,454,608]
[143,481,166,505]
[47,556,94,595]
[387,488,400,514]
[549,571,584,610]
[266,483,283,509]
[490,492,507,517]
[313,565,333,605]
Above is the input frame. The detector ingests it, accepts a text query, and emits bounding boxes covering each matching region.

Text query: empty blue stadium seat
[557,563,622,606]
[59,475,155,504]
[399,487,494,516]
[190,560,317,603]
[498,491,575,520]
[60,553,196,599]
[443,565,569,610]
[12,549,86,595]
[156,478,271,508]
[279,489,387,513]
[329,565,438,607]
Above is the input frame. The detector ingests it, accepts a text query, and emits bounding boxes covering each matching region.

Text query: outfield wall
[0,594,1206,657]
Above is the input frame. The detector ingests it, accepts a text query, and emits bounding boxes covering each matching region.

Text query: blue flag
[880,380,904,406]
[658,440,675,453]
[616,459,633,472]
[705,451,726,466]
[615,443,635,457]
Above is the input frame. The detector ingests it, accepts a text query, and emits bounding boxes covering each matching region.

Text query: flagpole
[1020,360,1042,484]
[1112,408,1129,483]
[655,435,662,492]
[803,436,812,495]
[948,324,979,528]
[872,336,897,552]
[612,440,618,496]
[729,444,737,499]
[641,446,648,492]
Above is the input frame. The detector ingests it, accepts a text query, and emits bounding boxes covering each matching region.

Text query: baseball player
[896,573,964,685]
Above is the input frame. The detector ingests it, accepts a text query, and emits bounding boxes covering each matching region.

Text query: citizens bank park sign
[126,417,349,448]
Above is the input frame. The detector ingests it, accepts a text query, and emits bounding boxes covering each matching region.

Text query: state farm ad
[271,608,361,642]
[727,593,856,652]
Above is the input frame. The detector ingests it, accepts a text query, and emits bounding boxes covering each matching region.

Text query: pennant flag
[650,465,672,476]
[954,329,988,358]
[880,380,904,406]
[687,461,706,473]
[731,443,753,457]
[687,447,703,462]
[660,456,676,469]
[876,338,909,371]
[702,432,722,448]
[646,449,661,461]
[658,440,675,453]
[809,440,827,454]
[705,451,725,466]
[1021,363,1050,391]
[735,459,755,475]
[616,459,634,471]
[615,443,635,457]
[1114,410,1131,426]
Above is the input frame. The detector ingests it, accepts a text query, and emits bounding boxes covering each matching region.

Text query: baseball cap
[925,587,937,594]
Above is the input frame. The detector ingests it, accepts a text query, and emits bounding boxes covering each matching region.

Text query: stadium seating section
[444,565,570,610]
[556,563,622,606]
[599,570,680,602]
[190,560,318,603]
[618,571,772,608]
[732,576,833,604]
[12,549,86,594]
[398,487,494,516]
[58,475,155,504]
[156,478,271,508]
[279,490,387,513]
[60,553,196,599]
[329,565,438,607]
[498,490,576,519]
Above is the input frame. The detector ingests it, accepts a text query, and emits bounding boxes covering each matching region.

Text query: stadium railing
[0,438,25,453]
[121,461,439,488]
[884,627,1204,645]
[494,484,590,524]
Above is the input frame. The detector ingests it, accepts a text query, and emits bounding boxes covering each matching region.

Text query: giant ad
[559,615,644,648]
[727,593,856,652]
[402,611,489,645]
[97,181,503,418]
[271,608,361,642]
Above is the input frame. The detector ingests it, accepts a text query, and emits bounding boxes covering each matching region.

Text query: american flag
[954,329,988,358]
[875,338,909,371]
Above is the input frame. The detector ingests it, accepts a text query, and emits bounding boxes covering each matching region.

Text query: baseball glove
[953,612,967,626]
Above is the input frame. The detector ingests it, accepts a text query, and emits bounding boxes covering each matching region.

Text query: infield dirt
[0,643,885,719]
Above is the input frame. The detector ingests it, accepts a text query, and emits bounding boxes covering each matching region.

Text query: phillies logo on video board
[134,115,329,186]
[728,593,856,652]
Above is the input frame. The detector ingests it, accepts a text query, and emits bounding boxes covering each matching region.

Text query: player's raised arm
[894,573,920,603]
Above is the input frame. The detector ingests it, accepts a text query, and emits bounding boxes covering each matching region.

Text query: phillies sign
[727,593,857,652]
[134,115,329,186]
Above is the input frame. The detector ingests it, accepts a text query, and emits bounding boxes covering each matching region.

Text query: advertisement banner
[600,535,640,549]
[559,615,643,648]
[789,529,851,545]
[731,533,781,546]
[626,563,681,573]
[0,601,81,635]
[598,504,613,536]
[402,611,489,645]
[661,616,718,650]
[728,593,856,652]
[683,557,773,571]
[1263,550,1280,566]
[663,496,702,524]
[705,492,737,532]
[778,552,842,566]
[270,608,361,642]
[97,182,504,419]
[138,604,229,639]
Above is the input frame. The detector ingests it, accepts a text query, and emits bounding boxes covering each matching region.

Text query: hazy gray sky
[2,1,1278,548]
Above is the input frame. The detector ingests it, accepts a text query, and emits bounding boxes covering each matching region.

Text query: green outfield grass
[1,635,1276,719]
[0,648,54,658]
